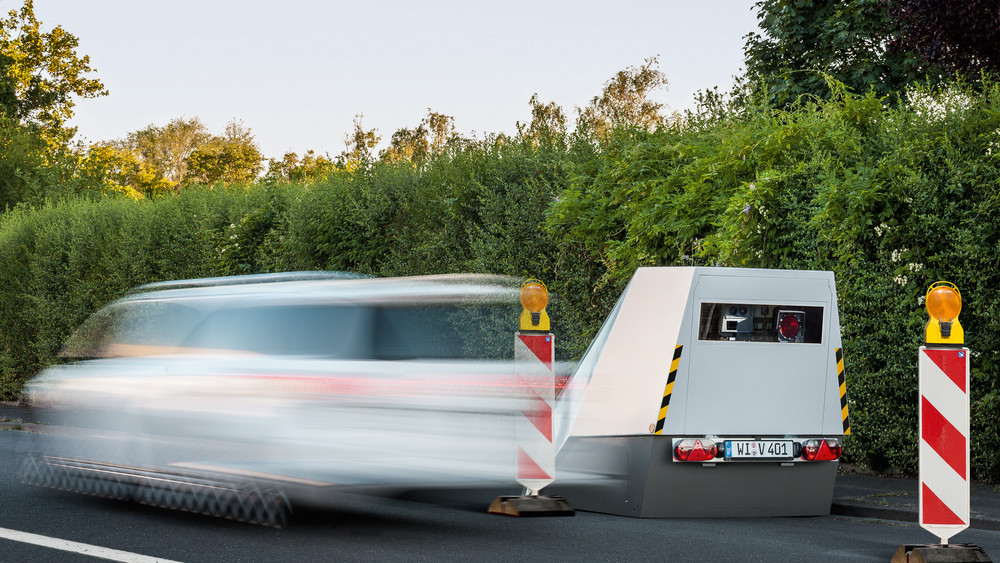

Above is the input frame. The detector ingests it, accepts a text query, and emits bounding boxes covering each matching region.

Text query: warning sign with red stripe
[918,346,970,543]
[515,332,555,495]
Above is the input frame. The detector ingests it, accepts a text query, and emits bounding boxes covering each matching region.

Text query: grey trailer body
[548,267,849,517]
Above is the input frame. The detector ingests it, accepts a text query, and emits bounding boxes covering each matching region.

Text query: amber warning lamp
[925,281,963,346]
[519,279,550,331]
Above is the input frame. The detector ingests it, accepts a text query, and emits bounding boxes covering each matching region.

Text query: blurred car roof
[125,272,521,305]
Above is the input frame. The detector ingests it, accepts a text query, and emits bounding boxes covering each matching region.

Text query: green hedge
[0,187,290,397]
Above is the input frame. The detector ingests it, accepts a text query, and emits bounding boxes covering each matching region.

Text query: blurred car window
[181,305,368,357]
[60,285,519,361]
[373,303,515,361]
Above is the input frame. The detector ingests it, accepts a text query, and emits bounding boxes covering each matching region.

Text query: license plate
[725,440,793,460]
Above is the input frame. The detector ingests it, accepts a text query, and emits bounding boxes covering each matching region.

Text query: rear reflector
[673,438,718,462]
[800,439,841,461]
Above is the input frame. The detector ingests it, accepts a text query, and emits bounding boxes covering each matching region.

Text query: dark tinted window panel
[698,303,823,343]
[373,303,517,360]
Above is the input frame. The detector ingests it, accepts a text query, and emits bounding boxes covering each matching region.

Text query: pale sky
[31,0,760,160]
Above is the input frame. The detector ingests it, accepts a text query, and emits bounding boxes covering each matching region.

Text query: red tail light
[801,439,841,461]
[673,438,718,462]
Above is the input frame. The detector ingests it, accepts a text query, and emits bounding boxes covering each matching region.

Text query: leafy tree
[264,150,334,184]
[743,0,927,106]
[517,94,567,149]
[885,0,1000,76]
[122,118,260,187]
[381,125,429,165]
[576,56,668,139]
[0,115,65,208]
[425,110,456,153]
[0,0,106,147]
[77,143,173,198]
[122,117,209,185]
[379,109,458,166]
[339,114,381,171]
[184,120,263,185]
[0,0,113,209]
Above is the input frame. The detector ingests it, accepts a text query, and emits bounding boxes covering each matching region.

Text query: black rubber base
[488,495,575,517]
[891,544,993,562]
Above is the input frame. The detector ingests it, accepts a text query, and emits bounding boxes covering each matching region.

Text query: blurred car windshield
[61,301,205,358]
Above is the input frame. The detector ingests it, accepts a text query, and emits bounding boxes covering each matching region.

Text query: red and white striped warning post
[488,279,573,516]
[918,281,972,545]
[893,282,990,560]
[515,331,555,495]
[919,346,970,544]
[917,281,988,561]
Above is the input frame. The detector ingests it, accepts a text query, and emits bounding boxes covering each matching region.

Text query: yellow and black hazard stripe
[836,347,850,435]
[654,345,683,435]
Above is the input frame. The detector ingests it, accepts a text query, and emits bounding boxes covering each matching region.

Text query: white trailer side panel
[569,268,695,437]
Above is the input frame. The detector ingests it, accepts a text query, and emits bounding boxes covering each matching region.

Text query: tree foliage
[576,56,668,139]
[339,114,381,171]
[0,115,65,208]
[517,94,567,149]
[744,0,927,105]
[181,120,263,185]
[264,150,334,184]
[885,0,1000,75]
[0,0,106,146]
[380,109,458,166]
[425,110,456,154]
[118,117,263,188]
[122,117,209,185]
[0,0,117,209]
[77,143,173,199]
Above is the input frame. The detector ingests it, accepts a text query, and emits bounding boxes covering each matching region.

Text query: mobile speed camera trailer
[548,267,849,517]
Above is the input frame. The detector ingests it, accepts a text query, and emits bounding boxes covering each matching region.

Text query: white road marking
[0,527,182,562]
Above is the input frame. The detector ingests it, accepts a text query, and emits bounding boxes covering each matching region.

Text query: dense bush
[278,140,591,358]
[0,186,290,397]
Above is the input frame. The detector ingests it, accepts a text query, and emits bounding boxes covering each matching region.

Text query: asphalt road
[3,430,1000,562]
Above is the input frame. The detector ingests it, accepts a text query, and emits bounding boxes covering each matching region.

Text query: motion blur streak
[29,359,528,484]
[21,274,592,525]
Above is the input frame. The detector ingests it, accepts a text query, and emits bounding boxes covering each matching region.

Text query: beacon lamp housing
[519,280,550,332]
[924,281,964,346]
